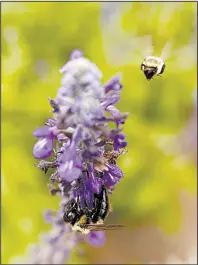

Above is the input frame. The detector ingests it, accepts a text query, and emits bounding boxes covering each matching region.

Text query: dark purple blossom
[85,166,103,194]
[31,49,128,264]
[71,169,103,209]
[103,164,124,187]
[112,133,127,150]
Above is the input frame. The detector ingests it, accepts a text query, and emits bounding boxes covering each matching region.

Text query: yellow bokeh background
[2,2,197,264]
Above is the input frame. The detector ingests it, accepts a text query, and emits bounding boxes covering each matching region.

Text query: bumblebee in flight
[141,56,165,80]
[140,40,171,80]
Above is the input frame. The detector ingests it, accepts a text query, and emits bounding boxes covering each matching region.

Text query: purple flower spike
[31,49,128,263]
[87,231,106,247]
[33,138,53,159]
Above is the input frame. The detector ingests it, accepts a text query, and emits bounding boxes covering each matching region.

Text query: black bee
[63,185,125,234]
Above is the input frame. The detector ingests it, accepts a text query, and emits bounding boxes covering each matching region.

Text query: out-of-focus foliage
[2,2,197,264]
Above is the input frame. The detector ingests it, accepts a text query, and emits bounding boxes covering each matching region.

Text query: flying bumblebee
[63,185,125,234]
[101,32,172,81]
[140,39,172,80]
[141,56,165,80]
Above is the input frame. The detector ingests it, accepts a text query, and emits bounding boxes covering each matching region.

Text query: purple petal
[56,86,75,101]
[85,174,102,194]
[103,173,118,187]
[83,188,94,209]
[69,49,84,60]
[57,142,82,183]
[108,164,123,178]
[116,141,127,150]
[85,164,103,194]
[72,185,86,208]
[112,133,127,150]
[106,105,122,127]
[104,75,122,94]
[103,164,123,188]
[117,133,125,140]
[101,93,120,109]
[109,128,122,138]
[87,231,106,247]
[106,105,120,117]
[106,106,128,127]
[33,138,53,159]
[48,97,60,113]
[70,125,83,149]
[82,145,100,159]
[79,193,86,208]
[58,161,81,182]
[57,133,68,142]
[33,126,53,138]
[45,118,57,127]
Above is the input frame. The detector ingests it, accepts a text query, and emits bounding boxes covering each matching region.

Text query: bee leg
[156,73,162,78]
[78,214,88,225]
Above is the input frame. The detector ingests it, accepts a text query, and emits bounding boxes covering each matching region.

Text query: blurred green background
[2,2,197,264]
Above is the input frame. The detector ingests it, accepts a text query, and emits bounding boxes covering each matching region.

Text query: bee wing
[85,224,126,231]
[132,35,154,63]
[102,30,155,66]
[142,35,154,58]
[160,41,172,61]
